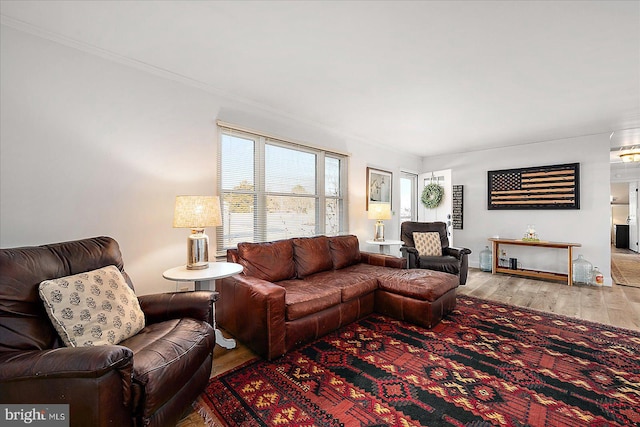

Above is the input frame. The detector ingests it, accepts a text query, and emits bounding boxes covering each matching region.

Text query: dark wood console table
[488,238,581,286]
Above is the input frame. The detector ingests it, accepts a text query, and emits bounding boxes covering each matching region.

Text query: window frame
[217,124,348,252]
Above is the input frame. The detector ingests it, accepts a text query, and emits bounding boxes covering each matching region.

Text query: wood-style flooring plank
[461,268,640,331]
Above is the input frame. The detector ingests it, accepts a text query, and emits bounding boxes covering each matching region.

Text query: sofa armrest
[445,247,471,285]
[138,290,217,324]
[399,246,419,268]
[443,246,472,260]
[399,246,418,255]
[0,346,134,424]
[360,251,406,268]
[0,346,133,381]
[217,275,286,360]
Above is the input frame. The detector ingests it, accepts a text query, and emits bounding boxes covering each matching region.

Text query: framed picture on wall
[487,162,580,210]
[366,167,392,210]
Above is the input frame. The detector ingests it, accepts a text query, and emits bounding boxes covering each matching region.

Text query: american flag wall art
[488,163,580,210]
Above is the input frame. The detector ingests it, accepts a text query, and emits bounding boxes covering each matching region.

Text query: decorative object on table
[592,267,604,286]
[366,167,392,210]
[572,254,593,285]
[522,224,540,241]
[421,180,444,209]
[509,257,518,270]
[488,162,580,210]
[199,296,640,427]
[452,184,463,229]
[479,246,492,272]
[173,195,222,270]
[498,249,509,268]
[367,203,391,241]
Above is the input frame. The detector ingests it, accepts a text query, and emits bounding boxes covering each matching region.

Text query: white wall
[422,135,612,285]
[0,26,420,295]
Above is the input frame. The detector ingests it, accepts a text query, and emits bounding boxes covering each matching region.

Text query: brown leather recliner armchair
[400,221,471,285]
[0,236,216,427]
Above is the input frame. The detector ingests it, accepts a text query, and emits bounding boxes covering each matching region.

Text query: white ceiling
[1,1,639,158]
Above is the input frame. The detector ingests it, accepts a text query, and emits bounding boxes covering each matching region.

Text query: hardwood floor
[177,267,640,426]
[459,268,640,331]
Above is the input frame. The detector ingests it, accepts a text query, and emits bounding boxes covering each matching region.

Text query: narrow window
[400,171,418,228]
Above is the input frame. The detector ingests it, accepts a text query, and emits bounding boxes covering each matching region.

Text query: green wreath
[421,183,444,208]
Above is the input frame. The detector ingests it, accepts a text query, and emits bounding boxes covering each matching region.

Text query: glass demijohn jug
[572,255,593,285]
[480,246,492,272]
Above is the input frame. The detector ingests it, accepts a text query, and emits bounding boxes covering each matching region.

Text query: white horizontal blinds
[265,142,318,240]
[219,132,258,248]
[217,124,348,250]
[325,156,342,235]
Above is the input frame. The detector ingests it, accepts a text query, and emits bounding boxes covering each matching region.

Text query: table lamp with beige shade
[173,195,222,270]
[368,203,391,242]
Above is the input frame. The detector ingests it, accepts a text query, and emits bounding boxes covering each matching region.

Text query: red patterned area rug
[201,296,640,426]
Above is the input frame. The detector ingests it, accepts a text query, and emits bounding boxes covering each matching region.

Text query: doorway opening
[418,169,453,245]
[611,182,639,253]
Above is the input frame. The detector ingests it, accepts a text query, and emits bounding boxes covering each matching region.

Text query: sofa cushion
[300,269,379,302]
[292,236,333,278]
[278,279,342,321]
[413,232,442,256]
[238,240,295,282]
[39,265,145,347]
[328,235,361,269]
[377,269,458,302]
[418,255,460,275]
[120,317,214,418]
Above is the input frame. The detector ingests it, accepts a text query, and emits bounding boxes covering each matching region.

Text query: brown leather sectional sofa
[217,235,459,360]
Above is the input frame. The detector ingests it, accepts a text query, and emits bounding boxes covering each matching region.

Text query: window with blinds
[217,125,348,250]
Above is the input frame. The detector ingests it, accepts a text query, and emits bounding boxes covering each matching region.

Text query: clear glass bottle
[479,246,492,272]
[572,255,593,285]
[592,267,604,286]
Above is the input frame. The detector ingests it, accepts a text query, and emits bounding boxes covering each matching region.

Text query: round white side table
[163,262,243,349]
[366,239,404,254]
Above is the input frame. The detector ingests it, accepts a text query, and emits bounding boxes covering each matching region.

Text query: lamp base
[373,220,385,242]
[187,229,209,270]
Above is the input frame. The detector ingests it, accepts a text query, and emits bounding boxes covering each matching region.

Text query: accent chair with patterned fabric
[400,221,471,285]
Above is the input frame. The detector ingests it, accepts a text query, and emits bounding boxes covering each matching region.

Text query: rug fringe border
[192,396,217,427]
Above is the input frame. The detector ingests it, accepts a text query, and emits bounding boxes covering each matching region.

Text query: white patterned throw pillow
[39,265,145,347]
[413,232,442,257]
